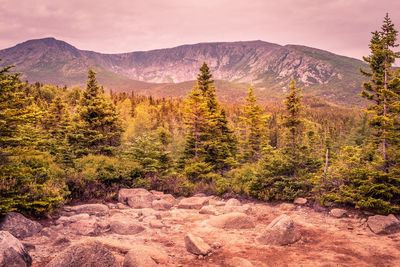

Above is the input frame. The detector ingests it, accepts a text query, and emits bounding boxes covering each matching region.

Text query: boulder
[151,199,173,211]
[0,231,32,267]
[118,188,154,208]
[56,213,91,225]
[225,198,241,207]
[149,220,164,229]
[223,204,252,214]
[0,212,42,239]
[123,245,169,267]
[330,208,347,218]
[207,212,255,229]
[199,205,218,215]
[46,241,118,267]
[184,233,212,256]
[178,197,209,209]
[70,204,109,216]
[69,219,100,236]
[367,214,400,235]
[127,192,155,209]
[150,190,164,199]
[257,214,301,246]
[160,194,176,206]
[110,220,145,235]
[293,198,307,205]
[225,257,254,267]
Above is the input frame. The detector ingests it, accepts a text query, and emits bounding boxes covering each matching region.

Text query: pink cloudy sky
[0,0,399,60]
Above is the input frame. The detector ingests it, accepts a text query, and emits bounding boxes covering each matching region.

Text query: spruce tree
[283,80,303,173]
[182,63,237,173]
[69,70,123,156]
[239,86,267,162]
[361,13,400,172]
[42,96,73,164]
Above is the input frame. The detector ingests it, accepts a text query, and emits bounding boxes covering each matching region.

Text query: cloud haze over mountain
[0,0,399,61]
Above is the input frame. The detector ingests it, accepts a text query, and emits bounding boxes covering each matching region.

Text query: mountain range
[0,37,367,105]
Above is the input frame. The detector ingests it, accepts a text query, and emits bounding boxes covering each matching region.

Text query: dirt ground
[23,198,400,267]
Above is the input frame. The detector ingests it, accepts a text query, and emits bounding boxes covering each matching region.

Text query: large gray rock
[56,213,91,225]
[207,212,255,229]
[70,204,109,216]
[178,197,209,209]
[69,219,100,236]
[123,245,169,267]
[257,214,301,246]
[46,241,118,267]
[0,231,32,267]
[184,233,212,256]
[367,214,400,235]
[159,194,176,206]
[118,188,155,209]
[151,199,173,211]
[110,220,145,235]
[0,212,42,239]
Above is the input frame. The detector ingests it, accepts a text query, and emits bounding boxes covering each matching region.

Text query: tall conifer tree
[69,70,123,156]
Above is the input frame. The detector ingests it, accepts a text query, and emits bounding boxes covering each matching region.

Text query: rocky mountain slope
[0,38,367,105]
[1,189,400,266]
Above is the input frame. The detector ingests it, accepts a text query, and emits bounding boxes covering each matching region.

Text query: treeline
[0,15,399,216]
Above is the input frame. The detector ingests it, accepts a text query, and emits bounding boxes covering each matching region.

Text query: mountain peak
[0,38,366,105]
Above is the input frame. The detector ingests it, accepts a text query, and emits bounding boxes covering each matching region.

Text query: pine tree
[69,70,123,156]
[42,96,73,164]
[283,80,303,173]
[239,86,267,162]
[182,83,209,161]
[361,13,400,172]
[0,65,66,215]
[182,63,237,173]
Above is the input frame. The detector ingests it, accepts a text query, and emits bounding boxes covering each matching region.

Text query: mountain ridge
[0,37,367,105]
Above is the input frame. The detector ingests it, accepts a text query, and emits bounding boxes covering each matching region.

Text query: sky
[0,0,399,61]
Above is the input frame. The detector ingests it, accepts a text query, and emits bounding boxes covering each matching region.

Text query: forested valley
[1,15,400,219]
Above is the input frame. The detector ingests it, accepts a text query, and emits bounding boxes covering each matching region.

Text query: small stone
[149,220,164,229]
[367,214,400,235]
[225,257,254,267]
[330,208,347,218]
[199,205,218,215]
[185,233,212,256]
[117,203,129,209]
[293,198,307,205]
[225,198,241,207]
[178,197,209,209]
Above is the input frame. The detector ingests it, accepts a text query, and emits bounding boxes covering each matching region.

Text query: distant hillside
[0,37,367,105]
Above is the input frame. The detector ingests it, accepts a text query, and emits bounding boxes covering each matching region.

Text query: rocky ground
[1,188,400,267]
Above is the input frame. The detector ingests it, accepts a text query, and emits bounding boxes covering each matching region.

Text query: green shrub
[316,146,400,214]
[227,163,259,196]
[0,150,67,216]
[67,155,141,200]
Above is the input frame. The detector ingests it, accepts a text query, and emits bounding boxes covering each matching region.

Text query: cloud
[0,0,399,60]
